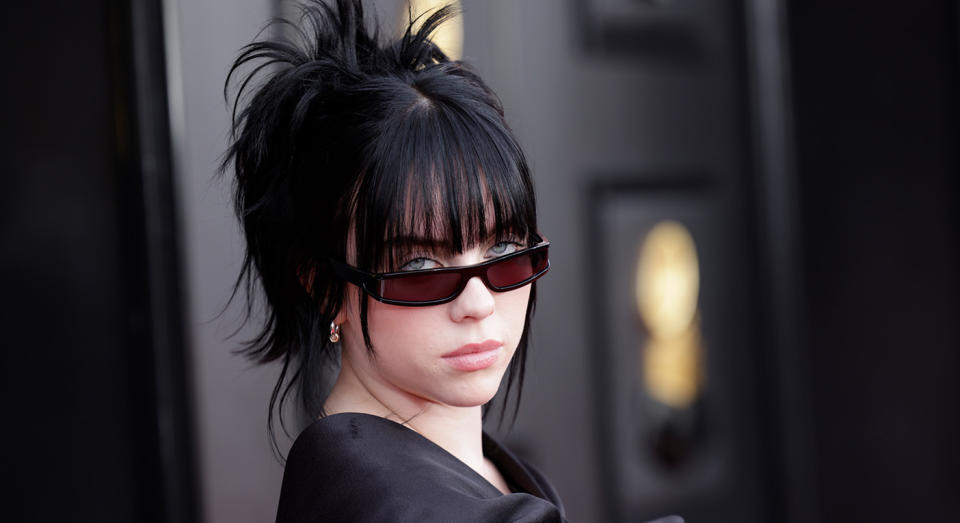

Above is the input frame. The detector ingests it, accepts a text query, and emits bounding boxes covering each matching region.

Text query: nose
[448,276,495,322]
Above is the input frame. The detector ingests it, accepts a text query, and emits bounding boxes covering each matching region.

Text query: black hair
[222,0,539,452]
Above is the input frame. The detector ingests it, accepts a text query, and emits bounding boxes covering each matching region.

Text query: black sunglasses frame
[328,241,550,306]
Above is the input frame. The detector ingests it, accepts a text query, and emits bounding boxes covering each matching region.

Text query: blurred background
[2,0,958,521]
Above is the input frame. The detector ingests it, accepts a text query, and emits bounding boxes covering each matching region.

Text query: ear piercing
[329,321,341,343]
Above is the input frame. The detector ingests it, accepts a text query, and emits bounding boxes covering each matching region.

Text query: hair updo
[222,0,539,446]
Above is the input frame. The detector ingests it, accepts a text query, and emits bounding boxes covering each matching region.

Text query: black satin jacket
[276,412,567,522]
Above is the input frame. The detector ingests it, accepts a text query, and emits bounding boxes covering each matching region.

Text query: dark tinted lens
[380,272,462,302]
[487,250,547,288]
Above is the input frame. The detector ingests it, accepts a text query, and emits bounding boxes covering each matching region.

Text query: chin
[440,371,507,407]
[450,391,498,408]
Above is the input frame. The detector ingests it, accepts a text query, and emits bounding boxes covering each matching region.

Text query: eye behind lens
[487,252,539,288]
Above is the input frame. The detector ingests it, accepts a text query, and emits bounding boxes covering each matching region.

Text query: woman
[223,0,564,520]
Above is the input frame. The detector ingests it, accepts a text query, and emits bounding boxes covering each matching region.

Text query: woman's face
[337,237,532,410]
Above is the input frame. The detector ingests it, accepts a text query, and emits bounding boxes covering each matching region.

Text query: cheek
[363,300,446,361]
[367,306,433,345]
[497,286,532,348]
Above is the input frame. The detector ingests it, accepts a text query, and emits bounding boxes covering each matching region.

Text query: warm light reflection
[642,323,703,409]
[636,221,699,338]
[403,0,464,60]
[636,221,704,409]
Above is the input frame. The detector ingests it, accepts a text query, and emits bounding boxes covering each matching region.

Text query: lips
[443,340,503,358]
[442,340,503,371]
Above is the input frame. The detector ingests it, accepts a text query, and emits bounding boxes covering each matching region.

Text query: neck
[324,351,487,473]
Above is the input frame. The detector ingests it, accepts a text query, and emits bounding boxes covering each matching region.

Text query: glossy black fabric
[277,413,568,522]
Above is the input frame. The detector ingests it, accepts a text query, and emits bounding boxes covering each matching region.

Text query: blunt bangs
[350,80,538,274]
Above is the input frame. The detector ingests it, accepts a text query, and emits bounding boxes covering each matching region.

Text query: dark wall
[0,1,196,521]
[788,1,960,520]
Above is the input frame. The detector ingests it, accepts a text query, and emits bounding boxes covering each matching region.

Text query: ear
[332,308,348,327]
[298,264,315,293]
[300,262,350,327]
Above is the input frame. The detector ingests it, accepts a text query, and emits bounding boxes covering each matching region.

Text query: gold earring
[329,321,341,343]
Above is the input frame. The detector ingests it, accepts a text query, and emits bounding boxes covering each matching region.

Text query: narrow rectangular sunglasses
[328,241,550,306]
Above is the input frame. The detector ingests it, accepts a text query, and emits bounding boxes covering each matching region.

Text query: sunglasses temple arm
[327,258,374,290]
